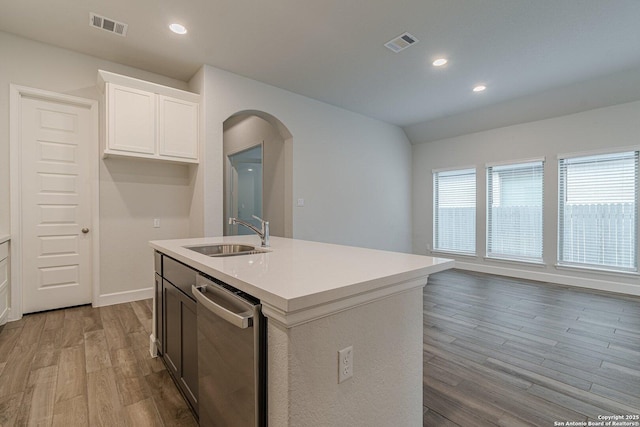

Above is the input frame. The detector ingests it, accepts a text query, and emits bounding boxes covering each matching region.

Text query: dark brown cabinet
[164,280,198,412]
[163,281,181,374]
[154,273,163,355]
[155,252,198,417]
[154,251,163,355]
[181,302,199,404]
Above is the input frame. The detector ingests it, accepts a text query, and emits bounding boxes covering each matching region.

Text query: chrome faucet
[229,215,270,247]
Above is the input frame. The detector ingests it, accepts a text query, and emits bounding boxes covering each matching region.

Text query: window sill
[430,250,478,259]
[555,263,640,278]
[484,256,546,268]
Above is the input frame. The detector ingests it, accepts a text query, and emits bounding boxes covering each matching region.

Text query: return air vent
[384,32,418,53]
[89,13,128,37]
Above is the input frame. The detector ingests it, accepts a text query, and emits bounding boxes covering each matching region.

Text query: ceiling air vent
[89,13,128,37]
[384,32,418,53]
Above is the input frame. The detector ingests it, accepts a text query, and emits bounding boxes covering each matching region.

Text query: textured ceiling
[1,0,640,139]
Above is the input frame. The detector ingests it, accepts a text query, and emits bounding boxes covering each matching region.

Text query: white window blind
[433,168,476,254]
[487,161,544,262]
[558,151,638,272]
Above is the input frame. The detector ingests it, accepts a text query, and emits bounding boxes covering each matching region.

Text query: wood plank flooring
[0,300,196,426]
[0,270,638,426]
[424,269,640,426]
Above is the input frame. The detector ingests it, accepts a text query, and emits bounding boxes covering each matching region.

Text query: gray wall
[1,31,414,309]
[413,100,640,295]
[193,65,414,252]
[0,31,194,301]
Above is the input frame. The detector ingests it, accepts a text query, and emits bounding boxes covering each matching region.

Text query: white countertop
[150,236,454,315]
[0,235,10,244]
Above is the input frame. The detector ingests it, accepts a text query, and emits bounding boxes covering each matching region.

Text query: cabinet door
[163,280,181,377]
[154,273,163,355]
[181,296,199,412]
[163,280,199,416]
[107,83,156,155]
[157,95,198,160]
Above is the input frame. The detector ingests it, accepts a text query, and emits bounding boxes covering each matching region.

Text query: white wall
[98,159,193,297]
[268,286,424,426]
[413,100,640,295]
[194,65,413,252]
[0,32,195,303]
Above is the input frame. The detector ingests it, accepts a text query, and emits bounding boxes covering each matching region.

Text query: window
[433,168,476,254]
[487,160,544,262]
[558,151,638,272]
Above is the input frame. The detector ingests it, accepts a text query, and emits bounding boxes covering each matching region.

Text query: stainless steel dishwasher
[192,274,267,427]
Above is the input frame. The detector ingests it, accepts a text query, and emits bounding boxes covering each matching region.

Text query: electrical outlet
[338,345,353,383]
[426,243,431,251]
[153,218,160,228]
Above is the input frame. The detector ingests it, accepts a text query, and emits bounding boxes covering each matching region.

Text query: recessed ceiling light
[169,23,187,35]
[473,85,487,93]
[432,58,448,67]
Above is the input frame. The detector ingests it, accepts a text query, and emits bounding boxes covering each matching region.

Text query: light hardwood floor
[0,300,196,426]
[1,270,638,426]
[423,270,640,426]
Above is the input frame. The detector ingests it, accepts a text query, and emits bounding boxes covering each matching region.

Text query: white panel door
[21,97,92,313]
[0,242,8,324]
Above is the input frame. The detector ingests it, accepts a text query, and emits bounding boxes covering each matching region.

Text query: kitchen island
[150,235,454,426]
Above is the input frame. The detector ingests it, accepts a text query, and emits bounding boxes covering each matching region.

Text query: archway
[223,111,293,238]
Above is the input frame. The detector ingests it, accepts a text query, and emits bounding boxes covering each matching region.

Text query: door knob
[81,228,90,234]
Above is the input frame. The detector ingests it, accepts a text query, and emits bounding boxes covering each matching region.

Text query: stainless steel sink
[184,244,266,257]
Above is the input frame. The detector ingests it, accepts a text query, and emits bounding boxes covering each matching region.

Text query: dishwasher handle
[192,284,254,329]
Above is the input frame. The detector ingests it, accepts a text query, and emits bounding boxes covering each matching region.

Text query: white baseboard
[455,261,640,296]
[149,333,158,358]
[96,287,154,307]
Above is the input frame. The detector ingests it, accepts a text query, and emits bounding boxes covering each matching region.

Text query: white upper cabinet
[108,84,156,155]
[99,70,199,164]
[158,95,199,160]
